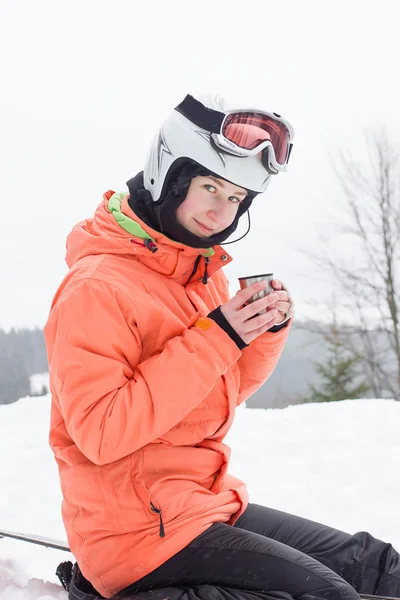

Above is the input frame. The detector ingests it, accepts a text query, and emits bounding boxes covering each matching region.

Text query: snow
[1,395,399,599]
[29,374,49,397]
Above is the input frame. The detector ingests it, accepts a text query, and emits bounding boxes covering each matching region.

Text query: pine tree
[306,322,370,403]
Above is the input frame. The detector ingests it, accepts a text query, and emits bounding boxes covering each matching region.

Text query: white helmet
[143,93,294,203]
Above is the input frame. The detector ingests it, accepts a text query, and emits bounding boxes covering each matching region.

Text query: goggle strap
[261,148,279,175]
[174,95,225,134]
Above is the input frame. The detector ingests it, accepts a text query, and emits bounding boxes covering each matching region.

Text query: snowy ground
[1,395,399,599]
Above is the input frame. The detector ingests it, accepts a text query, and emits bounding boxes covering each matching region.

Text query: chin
[193,231,211,239]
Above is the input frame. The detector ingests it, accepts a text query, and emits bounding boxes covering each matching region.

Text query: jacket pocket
[131,450,166,536]
[100,454,148,533]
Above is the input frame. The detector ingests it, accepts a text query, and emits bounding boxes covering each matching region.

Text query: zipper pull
[202,256,210,284]
[150,502,165,538]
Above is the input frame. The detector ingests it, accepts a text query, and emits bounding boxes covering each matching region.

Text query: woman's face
[175,175,247,238]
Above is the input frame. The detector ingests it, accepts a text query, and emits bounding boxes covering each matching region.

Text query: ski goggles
[175,94,294,174]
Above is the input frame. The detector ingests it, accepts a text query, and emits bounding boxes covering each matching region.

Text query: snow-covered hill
[1,396,399,599]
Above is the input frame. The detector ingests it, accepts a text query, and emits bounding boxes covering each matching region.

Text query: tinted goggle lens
[222,112,291,165]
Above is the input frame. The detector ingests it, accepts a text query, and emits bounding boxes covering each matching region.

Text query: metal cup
[238,273,274,314]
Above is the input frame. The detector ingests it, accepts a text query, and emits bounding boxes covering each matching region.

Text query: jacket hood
[65,191,232,283]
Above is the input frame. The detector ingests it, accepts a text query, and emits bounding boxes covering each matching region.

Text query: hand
[220,281,282,345]
[268,279,294,324]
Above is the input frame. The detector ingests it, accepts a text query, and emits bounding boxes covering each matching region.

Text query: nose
[206,199,229,224]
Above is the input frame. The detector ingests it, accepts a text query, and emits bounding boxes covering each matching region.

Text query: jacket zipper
[150,502,165,537]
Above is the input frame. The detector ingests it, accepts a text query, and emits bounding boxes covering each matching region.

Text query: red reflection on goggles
[223,112,291,165]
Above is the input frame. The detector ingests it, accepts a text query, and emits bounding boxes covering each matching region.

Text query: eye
[228,196,242,204]
[205,184,216,192]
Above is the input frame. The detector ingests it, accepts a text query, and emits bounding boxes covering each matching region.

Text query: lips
[194,219,214,233]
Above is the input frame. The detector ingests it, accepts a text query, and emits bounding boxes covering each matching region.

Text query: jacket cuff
[207,306,248,350]
[269,318,291,333]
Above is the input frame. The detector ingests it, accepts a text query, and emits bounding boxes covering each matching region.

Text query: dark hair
[172,160,215,193]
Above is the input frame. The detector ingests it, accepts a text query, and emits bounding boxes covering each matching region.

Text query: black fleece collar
[126,171,253,249]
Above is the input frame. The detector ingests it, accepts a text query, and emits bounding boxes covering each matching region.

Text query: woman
[45,94,400,600]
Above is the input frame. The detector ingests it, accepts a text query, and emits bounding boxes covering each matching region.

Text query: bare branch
[306,129,400,400]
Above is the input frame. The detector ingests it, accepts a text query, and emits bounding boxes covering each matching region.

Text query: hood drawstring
[144,239,158,253]
[187,255,202,283]
[202,256,210,284]
[186,255,210,285]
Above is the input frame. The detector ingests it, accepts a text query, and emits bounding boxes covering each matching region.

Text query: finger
[242,308,279,334]
[269,300,291,314]
[240,292,280,320]
[269,290,289,303]
[247,313,280,337]
[231,281,269,309]
[262,316,281,333]
[271,279,282,290]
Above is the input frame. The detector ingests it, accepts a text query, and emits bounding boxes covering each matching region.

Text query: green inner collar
[108,192,215,257]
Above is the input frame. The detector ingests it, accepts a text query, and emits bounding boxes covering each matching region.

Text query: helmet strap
[221,210,251,245]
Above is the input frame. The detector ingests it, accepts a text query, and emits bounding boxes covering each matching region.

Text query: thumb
[271,279,282,290]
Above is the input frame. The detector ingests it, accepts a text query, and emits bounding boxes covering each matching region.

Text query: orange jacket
[45,191,290,598]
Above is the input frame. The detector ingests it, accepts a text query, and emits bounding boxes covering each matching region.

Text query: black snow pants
[121,503,400,600]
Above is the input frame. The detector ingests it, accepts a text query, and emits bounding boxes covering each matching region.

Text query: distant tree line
[0,328,48,404]
[0,318,390,408]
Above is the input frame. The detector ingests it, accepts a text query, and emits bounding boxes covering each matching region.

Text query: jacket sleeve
[210,269,291,405]
[236,322,291,406]
[46,278,242,465]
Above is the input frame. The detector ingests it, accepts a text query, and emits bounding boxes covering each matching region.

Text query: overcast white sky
[1,0,400,330]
